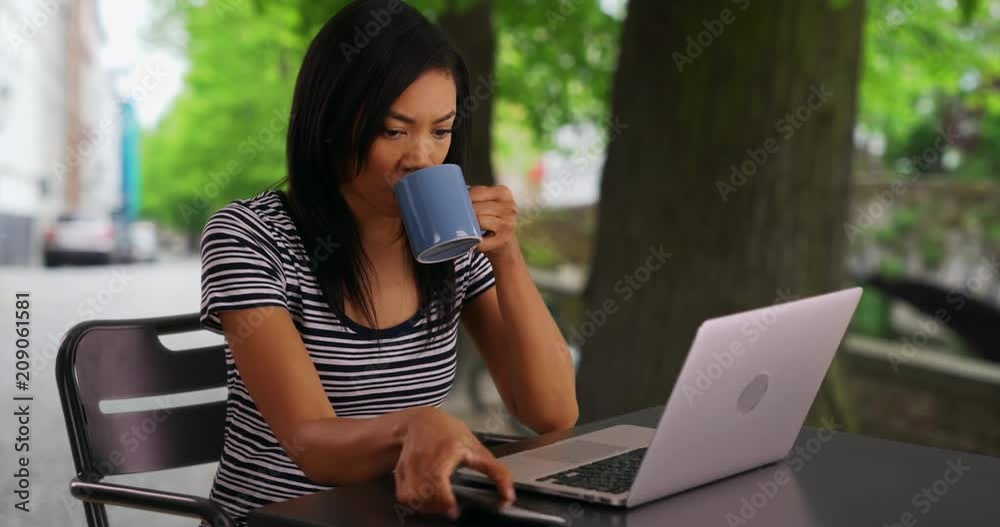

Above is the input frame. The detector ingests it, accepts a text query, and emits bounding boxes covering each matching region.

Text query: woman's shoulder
[209,189,285,223]
[202,189,291,243]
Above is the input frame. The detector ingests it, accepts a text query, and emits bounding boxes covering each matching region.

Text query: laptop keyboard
[535,447,647,495]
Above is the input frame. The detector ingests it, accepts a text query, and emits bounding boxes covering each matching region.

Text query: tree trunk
[576,0,866,431]
[438,0,499,416]
[438,0,496,187]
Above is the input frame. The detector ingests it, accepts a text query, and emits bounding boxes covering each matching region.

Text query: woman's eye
[383,129,404,138]
[434,129,453,138]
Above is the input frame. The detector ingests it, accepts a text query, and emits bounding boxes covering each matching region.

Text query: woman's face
[344,69,457,217]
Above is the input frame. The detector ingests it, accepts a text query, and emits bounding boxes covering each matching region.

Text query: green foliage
[141,0,998,236]
[887,118,949,173]
[422,0,622,149]
[880,256,906,277]
[492,0,621,147]
[875,223,899,245]
[141,0,620,234]
[990,220,1000,242]
[919,226,945,269]
[142,0,306,234]
[859,0,1000,176]
[521,238,560,268]
[954,111,1000,179]
[850,288,894,338]
[892,205,919,231]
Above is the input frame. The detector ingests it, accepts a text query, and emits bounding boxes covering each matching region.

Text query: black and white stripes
[198,190,495,526]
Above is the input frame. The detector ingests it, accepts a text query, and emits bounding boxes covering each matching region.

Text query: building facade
[0,0,120,266]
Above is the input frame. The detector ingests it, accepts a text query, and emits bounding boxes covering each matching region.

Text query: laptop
[457,287,862,509]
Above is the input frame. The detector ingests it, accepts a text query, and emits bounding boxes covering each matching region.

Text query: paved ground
[0,258,512,527]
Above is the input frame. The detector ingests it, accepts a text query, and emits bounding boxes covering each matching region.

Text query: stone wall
[842,335,1000,457]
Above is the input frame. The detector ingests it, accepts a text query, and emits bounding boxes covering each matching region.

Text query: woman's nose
[400,141,435,173]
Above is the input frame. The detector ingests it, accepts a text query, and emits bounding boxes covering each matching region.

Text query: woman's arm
[466,186,580,434]
[219,307,404,483]
[218,306,514,508]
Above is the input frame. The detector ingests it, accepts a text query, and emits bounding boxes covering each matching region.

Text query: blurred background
[1,0,998,525]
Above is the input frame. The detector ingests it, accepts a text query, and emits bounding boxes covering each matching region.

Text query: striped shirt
[198,189,496,526]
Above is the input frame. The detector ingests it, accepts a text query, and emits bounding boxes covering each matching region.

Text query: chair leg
[84,501,109,527]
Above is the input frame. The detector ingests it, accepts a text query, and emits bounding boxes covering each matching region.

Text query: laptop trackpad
[525,440,626,464]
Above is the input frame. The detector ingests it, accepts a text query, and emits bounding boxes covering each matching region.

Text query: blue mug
[393,164,484,264]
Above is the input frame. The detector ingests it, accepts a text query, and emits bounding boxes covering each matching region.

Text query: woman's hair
[277,0,472,337]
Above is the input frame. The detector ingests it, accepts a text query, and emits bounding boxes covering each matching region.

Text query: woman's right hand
[394,406,516,519]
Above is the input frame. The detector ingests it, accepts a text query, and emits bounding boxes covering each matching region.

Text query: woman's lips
[386,174,406,189]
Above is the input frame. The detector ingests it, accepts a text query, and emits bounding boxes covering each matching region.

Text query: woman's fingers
[460,447,516,505]
[468,185,515,204]
[471,200,518,218]
[431,443,478,519]
[398,444,469,519]
[392,409,515,520]
[476,216,515,253]
[398,447,515,519]
[468,185,520,257]
[476,215,515,235]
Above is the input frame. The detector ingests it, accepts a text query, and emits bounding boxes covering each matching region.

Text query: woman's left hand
[469,185,519,259]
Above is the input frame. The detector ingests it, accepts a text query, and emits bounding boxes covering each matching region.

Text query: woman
[198,1,578,524]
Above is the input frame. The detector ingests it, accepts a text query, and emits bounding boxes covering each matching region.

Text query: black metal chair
[56,312,522,527]
[855,273,1000,364]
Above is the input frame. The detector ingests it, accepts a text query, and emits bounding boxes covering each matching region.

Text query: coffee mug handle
[467,185,496,237]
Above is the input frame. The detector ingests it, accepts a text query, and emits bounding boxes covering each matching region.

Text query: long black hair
[276,0,471,337]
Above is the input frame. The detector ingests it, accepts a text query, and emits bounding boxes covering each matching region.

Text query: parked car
[128,220,160,263]
[43,214,129,266]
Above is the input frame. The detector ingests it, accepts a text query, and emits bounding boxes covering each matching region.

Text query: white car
[128,221,160,263]
[43,214,129,266]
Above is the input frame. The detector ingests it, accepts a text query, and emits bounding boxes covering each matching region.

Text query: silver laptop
[458,287,862,508]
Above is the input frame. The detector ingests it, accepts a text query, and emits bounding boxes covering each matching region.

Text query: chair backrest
[56,313,227,480]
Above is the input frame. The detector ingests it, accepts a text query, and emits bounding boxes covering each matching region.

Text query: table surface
[250,406,1000,526]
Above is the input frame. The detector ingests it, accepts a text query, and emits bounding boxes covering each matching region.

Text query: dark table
[250,406,1000,526]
